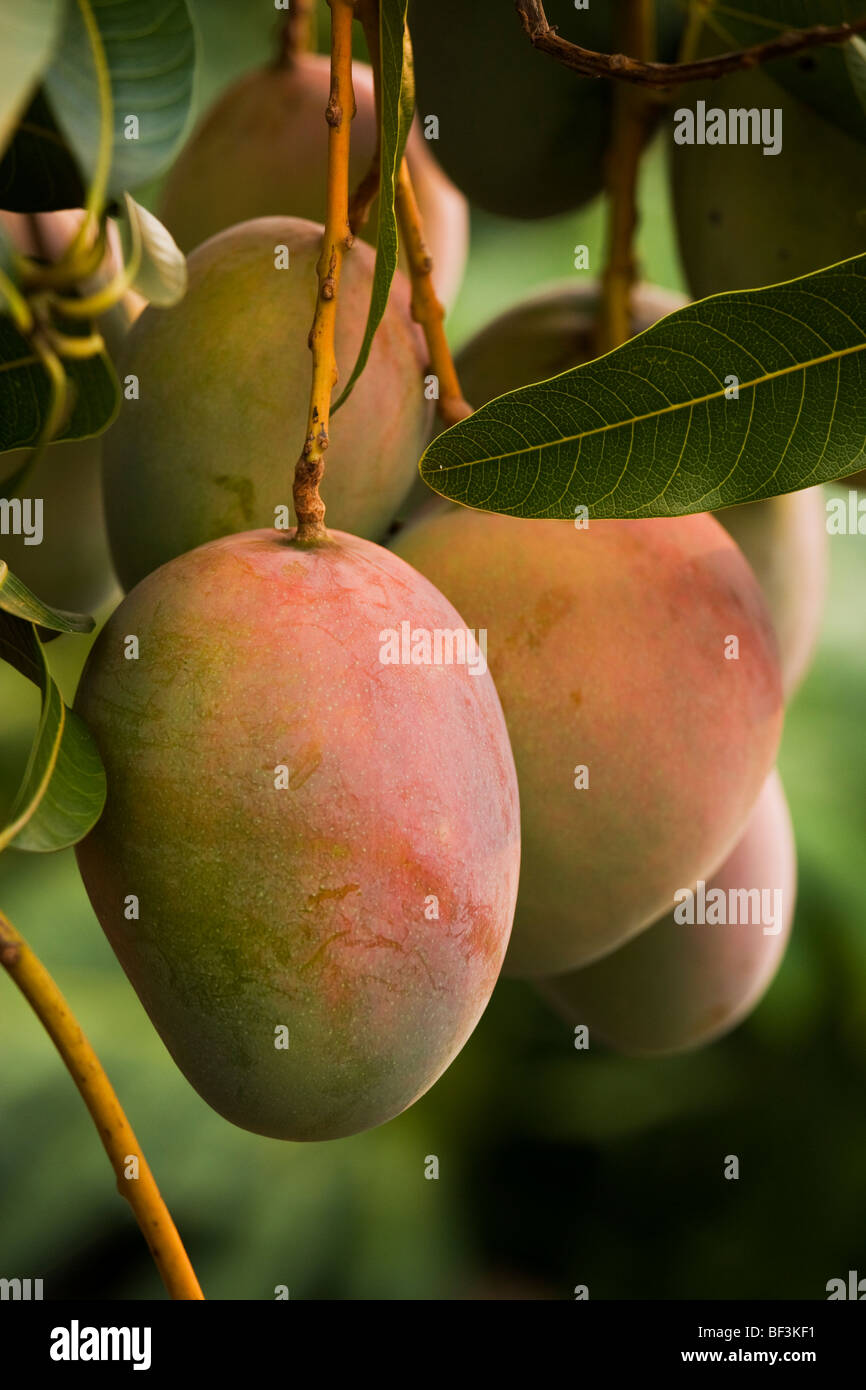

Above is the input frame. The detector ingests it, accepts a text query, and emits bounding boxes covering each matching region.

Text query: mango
[102,216,433,592]
[74,528,520,1141]
[408,0,684,219]
[538,770,796,1055]
[671,66,866,299]
[158,54,469,309]
[453,281,827,697]
[393,508,784,976]
[715,490,827,697]
[456,282,687,409]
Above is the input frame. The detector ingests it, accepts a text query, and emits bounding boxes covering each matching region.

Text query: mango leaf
[0,610,106,853]
[0,607,41,683]
[420,254,866,518]
[0,87,87,213]
[44,0,196,197]
[0,560,95,634]
[0,311,119,460]
[333,0,413,411]
[0,0,63,159]
[117,192,187,307]
[712,1,866,143]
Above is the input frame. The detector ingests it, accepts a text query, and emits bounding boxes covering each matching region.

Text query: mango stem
[293,0,356,543]
[597,0,656,355]
[395,159,472,428]
[0,908,204,1300]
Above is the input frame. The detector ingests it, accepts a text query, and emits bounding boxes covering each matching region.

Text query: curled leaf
[0,611,106,853]
[118,192,187,308]
[0,559,95,633]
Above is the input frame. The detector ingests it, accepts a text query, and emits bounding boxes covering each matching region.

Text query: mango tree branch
[395,159,472,428]
[0,909,204,1301]
[293,0,356,543]
[514,0,866,87]
[597,0,655,355]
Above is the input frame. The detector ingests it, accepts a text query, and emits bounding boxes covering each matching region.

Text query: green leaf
[0,610,106,853]
[0,87,87,213]
[0,607,41,683]
[118,192,187,307]
[44,0,196,197]
[420,254,866,518]
[0,311,119,458]
[0,560,95,633]
[332,1,413,411]
[712,2,866,143]
[0,0,63,158]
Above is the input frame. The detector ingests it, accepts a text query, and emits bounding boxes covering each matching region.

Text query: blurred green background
[1,1,865,1301]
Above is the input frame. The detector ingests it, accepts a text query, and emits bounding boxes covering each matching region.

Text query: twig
[597,0,656,354]
[277,0,318,66]
[395,159,472,428]
[514,0,866,87]
[293,0,356,543]
[0,909,203,1300]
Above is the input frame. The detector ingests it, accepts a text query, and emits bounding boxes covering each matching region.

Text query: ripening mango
[75,528,521,1140]
[102,217,433,592]
[394,508,784,976]
[537,770,796,1056]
